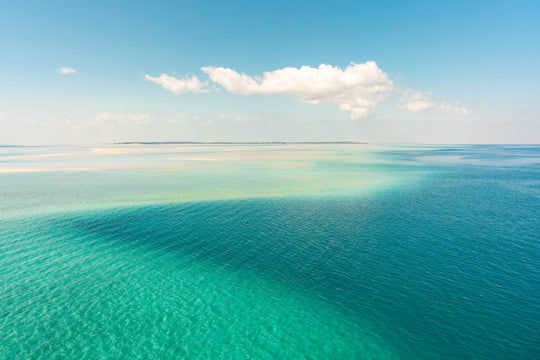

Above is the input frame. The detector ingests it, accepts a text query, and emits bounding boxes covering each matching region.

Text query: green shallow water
[1,144,539,359]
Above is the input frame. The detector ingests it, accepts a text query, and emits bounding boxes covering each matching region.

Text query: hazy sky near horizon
[1,0,539,144]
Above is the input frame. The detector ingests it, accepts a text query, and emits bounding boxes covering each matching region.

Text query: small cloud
[400,89,469,115]
[400,89,436,112]
[166,113,187,124]
[144,73,208,94]
[57,67,77,74]
[96,112,151,125]
[218,113,260,123]
[439,101,470,115]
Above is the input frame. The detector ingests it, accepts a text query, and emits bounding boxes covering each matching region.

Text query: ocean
[1,144,539,359]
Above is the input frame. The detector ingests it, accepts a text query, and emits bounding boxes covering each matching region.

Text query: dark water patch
[379,145,540,163]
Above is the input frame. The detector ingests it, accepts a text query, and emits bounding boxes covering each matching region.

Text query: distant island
[112,141,368,145]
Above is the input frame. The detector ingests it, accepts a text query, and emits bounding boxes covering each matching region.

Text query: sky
[0,0,539,144]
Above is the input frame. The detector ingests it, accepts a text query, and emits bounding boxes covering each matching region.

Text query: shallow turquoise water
[1,145,539,359]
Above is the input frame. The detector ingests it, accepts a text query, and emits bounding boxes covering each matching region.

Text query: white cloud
[219,113,261,123]
[439,102,470,115]
[145,73,208,93]
[401,89,436,112]
[166,113,188,124]
[401,89,469,115]
[146,61,469,120]
[57,67,77,74]
[202,61,394,120]
[96,112,151,125]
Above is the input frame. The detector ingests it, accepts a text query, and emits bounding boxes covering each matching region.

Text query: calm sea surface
[1,144,539,359]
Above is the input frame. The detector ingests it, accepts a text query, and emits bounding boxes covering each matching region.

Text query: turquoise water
[1,144,539,359]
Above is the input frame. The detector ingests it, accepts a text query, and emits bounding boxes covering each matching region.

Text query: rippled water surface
[1,144,539,359]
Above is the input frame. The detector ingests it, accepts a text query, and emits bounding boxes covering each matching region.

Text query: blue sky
[1,0,539,144]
